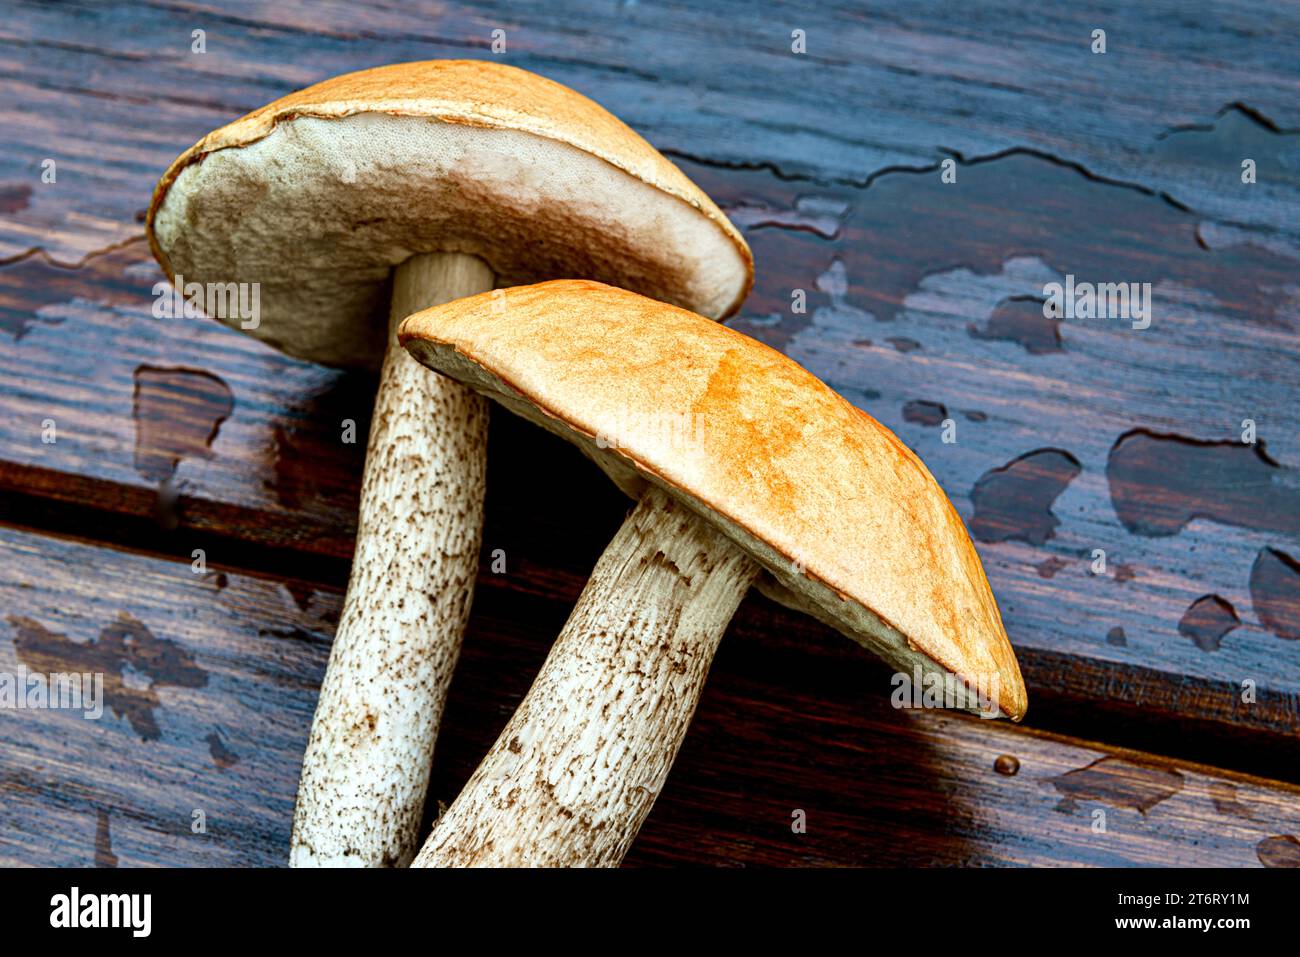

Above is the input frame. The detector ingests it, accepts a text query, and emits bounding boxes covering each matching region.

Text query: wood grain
[3,172,1295,761]
[2,2,1297,263]
[2,525,1297,868]
[0,0,1297,864]
[0,527,333,867]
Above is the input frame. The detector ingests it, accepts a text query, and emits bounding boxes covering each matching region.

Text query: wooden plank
[706,156,1300,751]
[0,237,370,559]
[3,171,1298,753]
[0,0,1298,854]
[0,527,334,867]
[2,1,1298,264]
[2,525,1298,868]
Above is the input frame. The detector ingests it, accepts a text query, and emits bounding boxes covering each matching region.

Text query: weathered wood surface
[0,526,332,867]
[0,1,1298,864]
[2,525,1298,868]
[3,1,1299,263]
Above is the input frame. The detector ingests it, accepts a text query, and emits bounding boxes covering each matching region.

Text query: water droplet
[994,754,1020,776]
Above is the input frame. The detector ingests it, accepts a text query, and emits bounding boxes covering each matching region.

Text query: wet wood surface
[1,1,1298,865]
[4,524,1299,868]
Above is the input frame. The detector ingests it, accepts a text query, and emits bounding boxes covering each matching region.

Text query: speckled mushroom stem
[413,486,758,867]
[290,251,493,867]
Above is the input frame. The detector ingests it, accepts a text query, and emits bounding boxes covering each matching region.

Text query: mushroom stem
[291,251,494,867]
[413,486,758,867]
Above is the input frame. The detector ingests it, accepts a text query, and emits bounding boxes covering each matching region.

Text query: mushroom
[146,61,751,867]
[398,280,1027,867]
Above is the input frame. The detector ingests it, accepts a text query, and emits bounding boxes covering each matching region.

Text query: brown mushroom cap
[399,280,1028,721]
[147,60,753,369]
